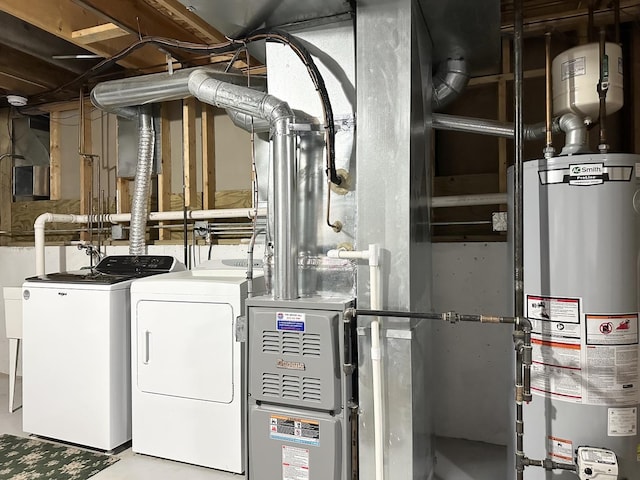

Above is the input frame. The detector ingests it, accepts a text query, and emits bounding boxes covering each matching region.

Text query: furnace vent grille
[260,372,322,402]
[261,330,322,357]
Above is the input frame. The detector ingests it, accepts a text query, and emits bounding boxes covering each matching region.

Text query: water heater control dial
[576,447,618,480]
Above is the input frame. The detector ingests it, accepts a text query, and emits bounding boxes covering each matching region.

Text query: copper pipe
[544,32,555,158]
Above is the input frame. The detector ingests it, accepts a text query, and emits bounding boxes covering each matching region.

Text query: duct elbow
[558,113,590,155]
[432,58,469,111]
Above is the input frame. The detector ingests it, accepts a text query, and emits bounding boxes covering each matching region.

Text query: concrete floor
[0,374,507,480]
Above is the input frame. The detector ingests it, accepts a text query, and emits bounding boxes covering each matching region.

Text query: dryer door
[135,300,234,403]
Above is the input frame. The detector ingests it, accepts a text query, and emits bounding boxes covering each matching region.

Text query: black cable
[29,31,342,187]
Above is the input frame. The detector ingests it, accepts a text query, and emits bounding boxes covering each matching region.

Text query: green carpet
[0,434,119,480]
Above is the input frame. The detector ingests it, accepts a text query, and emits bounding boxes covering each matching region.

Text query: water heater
[521,153,639,479]
[552,42,623,120]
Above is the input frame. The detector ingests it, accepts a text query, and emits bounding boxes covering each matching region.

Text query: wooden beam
[201,104,216,210]
[0,109,11,245]
[469,68,545,87]
[0,43,78,91]
[0,0,166,70]
[143,0,227,43]
[49,111,62,201]
[183,98,197,208]
[158,102,172,240]
[72,22,129,44]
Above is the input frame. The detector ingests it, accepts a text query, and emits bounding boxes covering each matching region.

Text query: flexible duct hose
[129,106,155,255]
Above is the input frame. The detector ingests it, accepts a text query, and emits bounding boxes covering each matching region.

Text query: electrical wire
[29,30,341,188]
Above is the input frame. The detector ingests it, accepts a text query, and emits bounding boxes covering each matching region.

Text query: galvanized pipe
[432,113,558,140]
[514,2,525,480]
[188,69,298,300]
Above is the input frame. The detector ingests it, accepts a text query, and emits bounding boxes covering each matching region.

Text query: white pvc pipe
[327,244,384,480]
[34,208,265,276]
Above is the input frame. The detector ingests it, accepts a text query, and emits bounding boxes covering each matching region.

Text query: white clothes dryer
[130,266,263,473]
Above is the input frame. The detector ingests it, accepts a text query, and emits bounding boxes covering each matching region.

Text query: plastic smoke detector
[7,95,27,107]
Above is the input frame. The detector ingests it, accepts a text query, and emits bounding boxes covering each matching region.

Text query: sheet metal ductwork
[432,58,469,110]
[187,69,297,300]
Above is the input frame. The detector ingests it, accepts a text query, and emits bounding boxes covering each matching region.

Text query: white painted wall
[431,242,512,446]
[0,241,512,446]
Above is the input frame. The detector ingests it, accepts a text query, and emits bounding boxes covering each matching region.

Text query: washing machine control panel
[96,255,181,276]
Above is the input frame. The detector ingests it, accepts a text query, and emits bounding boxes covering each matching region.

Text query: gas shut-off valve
[576,447,618,480]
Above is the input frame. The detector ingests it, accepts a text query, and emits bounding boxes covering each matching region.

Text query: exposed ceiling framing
[0,0,636,109]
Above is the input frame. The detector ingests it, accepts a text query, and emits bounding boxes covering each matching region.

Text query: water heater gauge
[576,447,618,480]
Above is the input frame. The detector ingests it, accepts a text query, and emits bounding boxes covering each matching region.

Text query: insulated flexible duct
[129,106,154,255]
[188,69,298,300]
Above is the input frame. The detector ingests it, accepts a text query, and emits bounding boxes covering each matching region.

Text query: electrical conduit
[327,244,383,480]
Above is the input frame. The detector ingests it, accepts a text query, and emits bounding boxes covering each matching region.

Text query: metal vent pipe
[432,58,469,111]
[129,106,154,255]
[188,69,297,299]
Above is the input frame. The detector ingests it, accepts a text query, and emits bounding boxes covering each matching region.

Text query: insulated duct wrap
[188,69,298,300]
[129,106,155,255]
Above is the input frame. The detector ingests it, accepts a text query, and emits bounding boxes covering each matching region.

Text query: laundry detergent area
[0,1,639,480]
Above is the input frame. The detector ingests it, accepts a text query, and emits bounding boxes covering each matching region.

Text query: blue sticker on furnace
[277,320,305,331]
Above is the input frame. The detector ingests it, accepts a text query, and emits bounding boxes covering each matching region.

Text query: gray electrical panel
[247,297,355,480]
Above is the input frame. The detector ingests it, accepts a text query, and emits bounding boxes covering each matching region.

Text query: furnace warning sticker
[586,314,639,346]
[608,407,637,437]
[270,415,320,446]
[531,335,582,402]
[276,312,306,332]
[527,295,581,340]
[282,445,309,480]
[547,436,574,465]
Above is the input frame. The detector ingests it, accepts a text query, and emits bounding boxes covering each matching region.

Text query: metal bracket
[235,315,247,343]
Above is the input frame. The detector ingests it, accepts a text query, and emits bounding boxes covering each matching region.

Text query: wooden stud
[498,37,511,196]
[49,111,62,201]
[201,104,216,210]
[183,98,197,208]
[0,109,11,246]
[71,23,129,44]
[80,107,93,241]
[116,178,130,214]
[158,102,172,240]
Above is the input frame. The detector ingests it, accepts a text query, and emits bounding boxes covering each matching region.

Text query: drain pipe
[432,58,469,111]
[188,69,298,300]
[33,208,264,276]
[129,106,154,255]
[327,244,383,480]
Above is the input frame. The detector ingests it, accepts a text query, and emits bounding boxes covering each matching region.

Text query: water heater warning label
[270,415,320,446]
[608,407,637,436]
[547,436,574,464]
[527,295,581,340]
[282,445,309,480]
[586,314,639,346]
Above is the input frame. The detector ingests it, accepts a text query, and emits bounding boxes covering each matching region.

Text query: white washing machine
[22,255,183,451]
[130,263,263,473]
